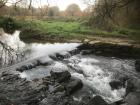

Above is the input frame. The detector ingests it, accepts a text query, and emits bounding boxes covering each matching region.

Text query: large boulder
[125,92,140,105]
[65,78,83,95]
[50,71,71,83]
[135,59,140,72]
[126,78,140,95]
[86,95,109,105]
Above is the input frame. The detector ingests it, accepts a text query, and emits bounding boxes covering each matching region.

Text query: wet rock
[126,78,140,95]
[0,71,49,105]
[68,49,80,56]
[50,85,65,93]
[109,80,123,90]
[78,96,91,105]
[81,50,93,55]
[1,71,21,82]
[125,91,140,105]
[86,95,109,105]
[55,52,71,60]
[16,64,36,72]
[50,71,71,83]
[65,78,83,95]
[109,99,125,105]
[135,59,140,72]
[39,93,77,105]
[0,96,15,105]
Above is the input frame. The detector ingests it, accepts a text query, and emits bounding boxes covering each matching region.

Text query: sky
[33,0,87,11]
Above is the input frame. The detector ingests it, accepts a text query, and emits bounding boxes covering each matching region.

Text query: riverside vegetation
[0,16,140,43]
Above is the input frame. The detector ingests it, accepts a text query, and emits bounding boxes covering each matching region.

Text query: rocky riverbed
[0,42,140,105]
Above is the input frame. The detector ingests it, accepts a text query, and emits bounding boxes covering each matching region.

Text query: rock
[0,96,15,105]
[16,64,34,72]
[81,50,93,55]
[65,78,83,95]
[83,39,90,44]
[126,78,140,95]
[135,59,140,72]
[86,95,109,105]
[56,52,71,60]
[50,71,71,83]
[125,92,140,105]
[0,71,49,105]
[109,99,125,105]
[39,93,77,105]
[68,49,80,56]
[51,85,65,93]
[109,80,123,90]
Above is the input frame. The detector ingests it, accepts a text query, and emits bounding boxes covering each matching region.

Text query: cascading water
[0,29,25,66]
[18,43,137,103]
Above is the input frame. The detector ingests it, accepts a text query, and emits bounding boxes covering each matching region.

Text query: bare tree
[0,0,8,8]
[84,0,139,29]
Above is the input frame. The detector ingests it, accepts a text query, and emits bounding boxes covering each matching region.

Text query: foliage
[87,0,140,30]
[0,17,20,33]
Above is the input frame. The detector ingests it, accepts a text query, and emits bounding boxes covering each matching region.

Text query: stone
[126,78,140,95]
[16,64,34,72]
[135,59,140,72]
[86,95,109,105]
[125,92,140,105]
[109,80,123,90]
[109,99,125,105]
[81,50,93,55]
[65,78,83,95]
[50,71,71,83]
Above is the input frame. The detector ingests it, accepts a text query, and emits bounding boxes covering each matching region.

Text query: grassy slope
[18,19,140,41]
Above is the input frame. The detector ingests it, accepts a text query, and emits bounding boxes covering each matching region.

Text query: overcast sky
[33,0,87,11]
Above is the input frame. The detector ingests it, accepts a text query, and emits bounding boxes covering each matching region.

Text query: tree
[0,0,8,8]
[84,0,140,29]
[65,4,82,17]
[47,6,59,17]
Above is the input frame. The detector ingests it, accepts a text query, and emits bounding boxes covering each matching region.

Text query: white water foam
[0,30,25,65]
[0,30,25,50]
[70,56,126,102]
[26,43,80,58]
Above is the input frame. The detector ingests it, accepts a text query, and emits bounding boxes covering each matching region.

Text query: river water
[19,42,137,103]
[0,30,138,103]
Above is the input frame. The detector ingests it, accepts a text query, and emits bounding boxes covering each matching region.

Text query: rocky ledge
[78,40,140,59]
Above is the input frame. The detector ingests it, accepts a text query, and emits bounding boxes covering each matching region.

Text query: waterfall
[0,28,25,66]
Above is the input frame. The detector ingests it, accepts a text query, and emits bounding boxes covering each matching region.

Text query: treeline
[0,3,85,19]
[87,0,140,30]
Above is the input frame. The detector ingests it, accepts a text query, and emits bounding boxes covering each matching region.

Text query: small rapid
[19,43,137,103]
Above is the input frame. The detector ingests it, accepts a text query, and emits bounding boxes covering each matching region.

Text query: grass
[0,16,140,42]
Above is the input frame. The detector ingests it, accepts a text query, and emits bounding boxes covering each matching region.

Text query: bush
[0,17,20,34]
